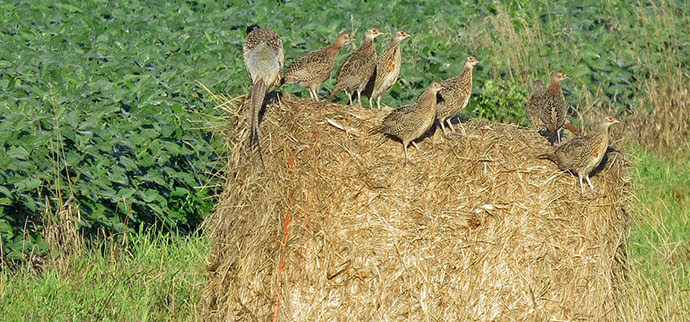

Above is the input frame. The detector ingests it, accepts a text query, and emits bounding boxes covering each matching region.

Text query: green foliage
[472,80,528,124]
[0,1,230,262]
[0,229,208,320]
[1,0,688,264]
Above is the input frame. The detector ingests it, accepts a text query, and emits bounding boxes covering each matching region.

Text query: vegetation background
[1,0,687,319]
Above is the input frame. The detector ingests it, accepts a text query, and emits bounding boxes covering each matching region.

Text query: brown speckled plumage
[436,56,480,138]
[371,81,443,163]
[538,71,569,144]
[243,25,284,150]
[540,116,619,196]
[363,30,411,108]
[329,28,383,106]
[282,32,356,100]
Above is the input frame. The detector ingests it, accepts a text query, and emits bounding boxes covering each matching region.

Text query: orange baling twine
[273,148,295,322]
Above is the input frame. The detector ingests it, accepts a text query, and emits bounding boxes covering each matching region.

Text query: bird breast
[377,54,401,94]
[583,134,609,173]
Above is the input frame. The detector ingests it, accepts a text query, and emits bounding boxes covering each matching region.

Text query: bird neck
[417,89,438,108]
[326,40,346,55]
[383,41,401,57]
[360,37,376,53]
[546,80,562,94]
[601,123,613,136]
[459,64,474,81]
[593,123,612,145]
[388,37,403,47]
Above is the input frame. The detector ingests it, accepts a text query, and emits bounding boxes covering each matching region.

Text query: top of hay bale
[202,94,631,321]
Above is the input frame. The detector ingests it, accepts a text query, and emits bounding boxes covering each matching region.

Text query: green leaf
[8,146,30,160]
[15,178,41,191]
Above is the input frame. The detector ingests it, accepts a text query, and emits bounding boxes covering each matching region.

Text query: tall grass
[618,149,690,320]
[431,1,689,152]
[0,229,207,320]
[1,0,687,320]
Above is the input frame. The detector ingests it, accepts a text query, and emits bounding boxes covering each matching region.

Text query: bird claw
[581,191,605,200]
[448,131,464,139]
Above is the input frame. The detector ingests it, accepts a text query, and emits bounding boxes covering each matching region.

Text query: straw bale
[202,95,631,321]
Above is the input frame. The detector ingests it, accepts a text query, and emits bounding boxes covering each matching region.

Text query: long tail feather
[538,153,557,163]
[563,122,581,137]
[250,79,267,147]
[369,124,385,135]
[329,85,341,102]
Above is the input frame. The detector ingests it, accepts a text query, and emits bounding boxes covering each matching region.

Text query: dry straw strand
[202,92,631,321]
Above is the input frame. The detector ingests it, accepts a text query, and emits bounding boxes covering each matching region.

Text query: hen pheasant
[282,32,356,100]
[363,30,412,108]
[539,116,619,196]
[527,78,581,137]
[538,71,569,144]
[436,56,480,138]
[243,24,284,149]
[370,81,443,164]
[329,28,383,106]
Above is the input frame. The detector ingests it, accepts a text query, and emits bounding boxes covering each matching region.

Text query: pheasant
[539,116,619,196]
[243,24,284,150]
[282,32,356,100]
[527,78,581,137]
[538,71,569,144]
[329,28,383,106]
[436,56,480,138]
[363,30,412,108]
[370,81,443,164]
[525,79,544,130]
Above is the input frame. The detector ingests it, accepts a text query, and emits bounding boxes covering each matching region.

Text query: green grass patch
[0,229,208,320]
[2,0,687,262]
[620,148,690,319]
[0,0,687,319]
[1,0,233,262]
[1,149,688,320]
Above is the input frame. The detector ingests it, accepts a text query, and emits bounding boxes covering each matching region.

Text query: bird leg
[368,97,374,109]
[578,174,586,196]
[439,121,450,139]
[585,175,601,195]
[447,119,466,138]
[446,119,456,133]
[411,141,424,152]
[403,143,414,165]
[556,129,562,144]
[357,90,362,106]
[458,122,467,136]
[376,97,382,109]
[346,91,353,105]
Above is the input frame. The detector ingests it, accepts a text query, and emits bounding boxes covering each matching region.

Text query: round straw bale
[202,94,631,321]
